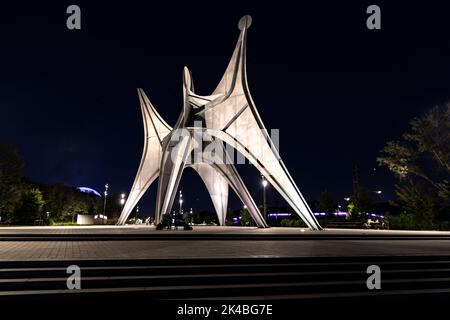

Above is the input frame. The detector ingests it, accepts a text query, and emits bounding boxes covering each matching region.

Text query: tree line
[313,103,450,229]
[377,103,450,229]
[1,103,449,228]
[0,144,122,225]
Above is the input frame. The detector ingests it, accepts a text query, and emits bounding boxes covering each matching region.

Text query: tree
[10,188,45,225]
[239,208,253,226]
[44,184,102,223]
[104,193,123,220]
[378,104,450,200]
[395,181,437,227]
[44,184,73,221]
[0,144,24,219]
[377,103,450,226]
[191,210,216,224]
[345,187,375,221]
[318,191,337,213]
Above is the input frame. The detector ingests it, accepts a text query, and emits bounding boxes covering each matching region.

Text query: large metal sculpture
[117,15,321,230]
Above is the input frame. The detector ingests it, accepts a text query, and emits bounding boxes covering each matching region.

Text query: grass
[50,222,79,226]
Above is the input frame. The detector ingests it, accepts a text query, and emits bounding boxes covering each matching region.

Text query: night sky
[1,2,449,217]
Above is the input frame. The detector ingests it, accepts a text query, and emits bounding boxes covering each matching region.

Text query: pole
[263,184,267,221]
[103,196,107,215]
[262,176,268,222]
[179,190,183,215]
[103,183,108,216]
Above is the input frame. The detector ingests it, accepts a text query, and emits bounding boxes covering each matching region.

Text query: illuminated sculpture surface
[117,15,321,230]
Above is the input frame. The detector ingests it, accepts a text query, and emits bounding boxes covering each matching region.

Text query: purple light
[332,212,349,216]
[77,187,101,197]
[268,213,291,217]
[314,212,349,217]
[268,211,386,220]
[366,213,385,219]
[313,212,327,216]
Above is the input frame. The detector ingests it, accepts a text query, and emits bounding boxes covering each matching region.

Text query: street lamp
[120,193,126,206]
[103,183,109,216]
[261,176,268,221]
[179,190,183,215]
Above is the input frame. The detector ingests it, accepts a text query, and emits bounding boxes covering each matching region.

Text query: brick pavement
[1,226,450,261]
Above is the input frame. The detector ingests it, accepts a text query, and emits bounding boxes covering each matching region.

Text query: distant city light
[120,193,126,205]
[268,213,291,217]
[179,190,183,214]
[312,212,386,219]
[316,212,327,216]
[262,179,268,187]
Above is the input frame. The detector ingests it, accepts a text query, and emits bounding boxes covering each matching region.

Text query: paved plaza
[2,225,450,235]
[1,226,450,261]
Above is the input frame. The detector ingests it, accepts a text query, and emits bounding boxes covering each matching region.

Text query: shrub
[280,219,307,228]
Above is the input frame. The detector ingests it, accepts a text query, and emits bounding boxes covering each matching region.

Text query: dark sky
[1,1,449,216]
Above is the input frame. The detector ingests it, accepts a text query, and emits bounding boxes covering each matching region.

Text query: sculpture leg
[155,134,192,224]
[213,162,268,228]
[190,163,228,226]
